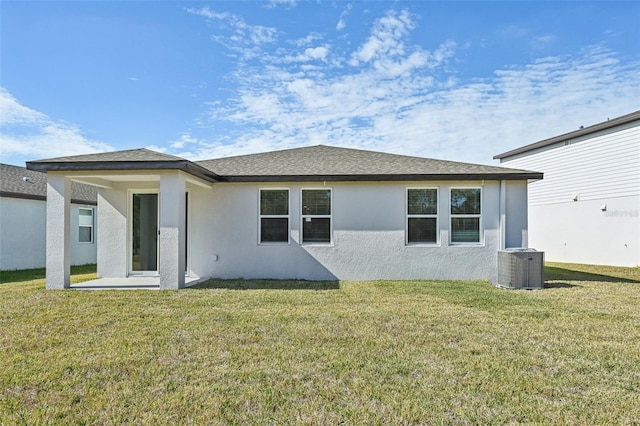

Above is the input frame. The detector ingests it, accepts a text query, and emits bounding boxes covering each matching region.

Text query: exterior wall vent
[497,249,545,289]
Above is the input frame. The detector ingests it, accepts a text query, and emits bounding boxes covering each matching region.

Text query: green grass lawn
[1,263,639,424]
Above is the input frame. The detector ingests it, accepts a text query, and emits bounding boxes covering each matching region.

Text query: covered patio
[26,149,219,290]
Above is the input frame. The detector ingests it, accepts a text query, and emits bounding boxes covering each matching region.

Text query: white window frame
[78,207,94,244]
[258,188,290,245]
[449,187,483,245]
[301,188,333,245]
[406,187,439,245]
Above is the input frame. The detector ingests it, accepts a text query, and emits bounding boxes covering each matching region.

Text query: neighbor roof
[26,145,542,183]
[1,163,98,204]
[26,148,220,183]
[197,145,542,181]
[494,110,640,160]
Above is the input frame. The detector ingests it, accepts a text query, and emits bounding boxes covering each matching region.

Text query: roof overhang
[219,172,544,183]
[26,160,221,186]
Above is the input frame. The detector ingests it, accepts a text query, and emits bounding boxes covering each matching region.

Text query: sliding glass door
[131,193,158,275]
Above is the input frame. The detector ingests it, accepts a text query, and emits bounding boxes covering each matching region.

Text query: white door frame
[128,190,160,276]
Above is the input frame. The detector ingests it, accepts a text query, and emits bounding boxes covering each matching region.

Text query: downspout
[499,180,506,250]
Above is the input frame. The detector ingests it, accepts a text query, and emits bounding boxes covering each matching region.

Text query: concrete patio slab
[70,276,205,290]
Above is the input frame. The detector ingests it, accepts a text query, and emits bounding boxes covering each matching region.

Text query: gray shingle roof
[26,148,220,183]
[28,148,186,163]
[196,145,542,182]
[1,163,98,204]
[25,145,542,183]
[494,110,640,160]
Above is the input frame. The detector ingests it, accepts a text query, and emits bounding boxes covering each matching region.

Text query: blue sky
[1,1,639,166]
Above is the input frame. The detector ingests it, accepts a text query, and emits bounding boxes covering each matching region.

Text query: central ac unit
[497,249,544,289]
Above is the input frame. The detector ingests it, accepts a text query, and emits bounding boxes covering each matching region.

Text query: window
[259,189,289,243]
[78,208,94,243]
[407,188,438,244]
[450,188,482,244]
[301,189,331,243]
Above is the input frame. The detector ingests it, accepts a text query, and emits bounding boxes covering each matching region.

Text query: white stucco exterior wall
[97,185,128,278]
[504,180,529,249]
[0,196,97,270]
[187,180,528,282]
[95,174,191,284]
[46,174,71,289]
[159,172,186,289]
[88,177,530,283]
[70,205,98,266]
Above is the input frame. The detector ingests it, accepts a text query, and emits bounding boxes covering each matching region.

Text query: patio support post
[159,172,186,289]
[46,173,71,289]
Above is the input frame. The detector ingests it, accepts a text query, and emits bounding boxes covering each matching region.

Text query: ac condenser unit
[497,249,544,289]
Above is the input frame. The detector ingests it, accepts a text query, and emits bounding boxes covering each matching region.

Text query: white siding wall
[500,120,640,267]
[0,197,97,270]
[0,197,46,270]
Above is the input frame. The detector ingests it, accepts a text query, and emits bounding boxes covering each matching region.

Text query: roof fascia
[26,160,221,183]
[219,172,544,183]
[0,191,97,205]
[494,111,640,160]
[0,191,46,202]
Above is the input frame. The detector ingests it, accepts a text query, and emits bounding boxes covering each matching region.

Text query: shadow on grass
[0,265,97,284]
[545,265,640,284]
[543,281,579,289]
[190,278,340,290]
[0,268,46,284]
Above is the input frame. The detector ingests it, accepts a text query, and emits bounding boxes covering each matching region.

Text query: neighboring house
[495,110,640,267]
[0,163,98,270]
[26,145,542,289]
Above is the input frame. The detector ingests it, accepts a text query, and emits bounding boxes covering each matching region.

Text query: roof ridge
[196,144,450,164]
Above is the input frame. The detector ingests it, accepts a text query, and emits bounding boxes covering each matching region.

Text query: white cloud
[336,4,352,31]
[0,88,112,162]
[186,7,277,52]
[195,46,637,164]
[169,132,202,149]
[292,33,323,47]
[264,0,298,9]
[180,8,640,165]
[350,10,415,65]
[0,87,47,125]
[531,34,557,50]
[347,10,450,78]
[282,45,330,63]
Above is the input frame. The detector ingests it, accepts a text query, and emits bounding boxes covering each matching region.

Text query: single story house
[26,145,543,289]
[0,163,98,270]
[494,110,639,267]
